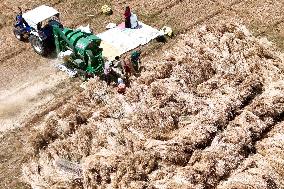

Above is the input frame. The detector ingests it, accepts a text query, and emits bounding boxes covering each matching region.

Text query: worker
[15,7,30,32]
[130,13,139,29]
[123,58,133,77]
[113,56,123,69]
[124,6,131,28]
[131,50,141,72]
[37,22,42,30]
[104,61,112,85]
[112,56,125,78]
[117,78,126,93]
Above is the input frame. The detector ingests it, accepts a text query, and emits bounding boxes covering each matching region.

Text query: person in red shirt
[123,58,133,77]
[124,6,131,28]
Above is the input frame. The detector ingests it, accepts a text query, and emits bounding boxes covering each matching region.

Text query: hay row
[218,121,284,188]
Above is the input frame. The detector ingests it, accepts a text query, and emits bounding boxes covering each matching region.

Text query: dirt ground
[0,0,283,188]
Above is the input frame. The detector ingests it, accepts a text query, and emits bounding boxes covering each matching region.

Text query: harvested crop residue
[23,22,284,188]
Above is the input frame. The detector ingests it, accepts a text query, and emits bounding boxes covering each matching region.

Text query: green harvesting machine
[53,23,104,75]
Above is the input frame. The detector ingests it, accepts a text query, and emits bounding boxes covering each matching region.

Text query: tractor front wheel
[30,35,47,56]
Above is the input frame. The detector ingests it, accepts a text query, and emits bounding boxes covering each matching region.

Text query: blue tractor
[13,5,61,56]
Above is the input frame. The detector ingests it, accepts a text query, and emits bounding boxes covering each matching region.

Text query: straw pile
[23,21,284,188]
[218,121,284,189]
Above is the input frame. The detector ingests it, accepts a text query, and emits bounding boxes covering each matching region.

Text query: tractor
[13,5,104,76]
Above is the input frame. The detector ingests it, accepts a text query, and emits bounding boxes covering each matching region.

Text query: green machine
[52,23,104,76]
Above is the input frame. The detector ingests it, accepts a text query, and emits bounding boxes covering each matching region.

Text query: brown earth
[0,0,283,188]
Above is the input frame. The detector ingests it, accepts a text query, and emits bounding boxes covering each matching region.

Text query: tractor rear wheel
[30,35,48,56]
[13,27,23,41]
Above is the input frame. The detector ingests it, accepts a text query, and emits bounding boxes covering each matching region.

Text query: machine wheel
[30,35,47,56]
[13,27,23,41]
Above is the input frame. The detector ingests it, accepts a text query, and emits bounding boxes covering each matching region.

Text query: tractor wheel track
[0,47,28,63]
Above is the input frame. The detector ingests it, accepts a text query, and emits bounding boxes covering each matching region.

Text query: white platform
[97,22,162,60]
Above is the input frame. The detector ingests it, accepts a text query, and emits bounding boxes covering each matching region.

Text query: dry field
[0,0,283,188]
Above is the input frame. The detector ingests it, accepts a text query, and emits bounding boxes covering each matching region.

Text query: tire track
[177,9,223,35]
[0,47,28,63]
[176,0,246,35]
[255,20,284,37]
[23,78,82,128]
[139,0,185,22]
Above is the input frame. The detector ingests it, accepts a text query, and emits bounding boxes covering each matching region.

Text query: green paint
[52,22,104,75]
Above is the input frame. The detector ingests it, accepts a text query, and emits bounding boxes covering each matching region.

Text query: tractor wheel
[29,35,48,56]
[13,27,23,41]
